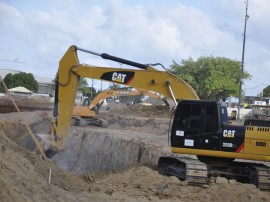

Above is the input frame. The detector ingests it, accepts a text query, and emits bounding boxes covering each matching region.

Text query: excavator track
[199,157,270,191]
[158,156,209,186]
[159,156,270,191]
[252,165,270,191]
[71,117,108,128]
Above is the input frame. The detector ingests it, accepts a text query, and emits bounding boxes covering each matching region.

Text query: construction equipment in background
[72,88,164,127]
[50,45,269,190]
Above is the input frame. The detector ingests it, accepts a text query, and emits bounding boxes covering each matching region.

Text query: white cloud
[0,2,24,30]
[0,0,270,95]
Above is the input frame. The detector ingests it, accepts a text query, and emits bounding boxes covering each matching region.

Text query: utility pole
[91,79,95,99]
[238,0,249,119]
[100,81,103,91]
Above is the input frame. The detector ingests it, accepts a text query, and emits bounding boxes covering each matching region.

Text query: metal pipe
[75,46,149,69]
[166,81,177,106]
[75,46,101,57]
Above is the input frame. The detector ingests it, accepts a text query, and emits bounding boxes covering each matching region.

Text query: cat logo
[100,71,135,84]
[223,130,236,138]
[112,72,127,83]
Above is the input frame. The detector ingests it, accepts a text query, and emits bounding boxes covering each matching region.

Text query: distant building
[245,96,270,106]
[0,69,54,96]
[34,75,55,96]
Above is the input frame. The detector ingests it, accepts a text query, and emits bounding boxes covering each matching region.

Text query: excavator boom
[53,45,198,149]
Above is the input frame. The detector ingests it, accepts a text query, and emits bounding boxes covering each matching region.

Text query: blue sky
[0,0,269,96]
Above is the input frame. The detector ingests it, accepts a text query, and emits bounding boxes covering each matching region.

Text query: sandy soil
[1,105,270,202]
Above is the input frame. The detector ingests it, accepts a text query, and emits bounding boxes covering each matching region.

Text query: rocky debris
[216,177,229,184]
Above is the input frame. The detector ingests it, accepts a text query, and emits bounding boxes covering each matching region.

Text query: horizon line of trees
[1,55,269,99]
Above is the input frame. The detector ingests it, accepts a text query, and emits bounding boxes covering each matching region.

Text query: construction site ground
[1,101,270,202]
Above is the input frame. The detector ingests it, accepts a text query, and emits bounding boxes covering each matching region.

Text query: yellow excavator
[72,88,164,127]
[50,45,270,190]
[51,45,198,150]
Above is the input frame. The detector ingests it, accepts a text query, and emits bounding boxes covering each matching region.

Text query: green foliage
[170,56,251,100]
[263,85,270,97]
[78,77,90,96]
[86,87,98,98]
[0,84,5,93]
[2,72,38,92]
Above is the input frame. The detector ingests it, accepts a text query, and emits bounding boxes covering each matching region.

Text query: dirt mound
[0,97,53,113]
[90,166,270,202]
[1,110,270,201]
[1,126,269,202]
[108,103,172,118]
[0,124,90,202]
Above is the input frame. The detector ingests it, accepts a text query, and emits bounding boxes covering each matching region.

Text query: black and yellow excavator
[50,45,270,190]
[72,88,164,127]
[51,45,198,150]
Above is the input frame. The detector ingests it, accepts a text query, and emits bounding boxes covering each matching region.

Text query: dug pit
[52,127,169,174]
[1,112,171,175]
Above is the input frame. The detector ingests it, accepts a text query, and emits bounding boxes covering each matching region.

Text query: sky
[0,0,269,96]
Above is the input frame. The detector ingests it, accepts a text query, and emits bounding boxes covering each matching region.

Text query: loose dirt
[0,103,270,202]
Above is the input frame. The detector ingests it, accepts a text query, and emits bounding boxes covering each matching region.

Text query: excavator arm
[90,89,144,109]
[73,88,162,118]
[52,45,199,149]
[88,88,162,109]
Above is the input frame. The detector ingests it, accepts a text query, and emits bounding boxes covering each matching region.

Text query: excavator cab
[171,100,224,151]
[170,100,247,154]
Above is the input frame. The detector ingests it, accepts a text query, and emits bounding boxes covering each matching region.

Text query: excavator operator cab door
[170,100,222,151]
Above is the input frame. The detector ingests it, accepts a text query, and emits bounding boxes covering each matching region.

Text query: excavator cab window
[204,104,219,133]
[175,103,203,133]
[171,100,221,149]
[175,102,219,134]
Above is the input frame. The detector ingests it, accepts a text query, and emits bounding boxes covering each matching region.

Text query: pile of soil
[0,97,53,113]
[1,108,270,201]
[106,103,172,118]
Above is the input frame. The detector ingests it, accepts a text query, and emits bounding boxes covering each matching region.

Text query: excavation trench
[52,115,170,174]
[1,114,170,174]
[52,127,168,174]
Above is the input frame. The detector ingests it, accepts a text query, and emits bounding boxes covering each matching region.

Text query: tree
[0,84,4,93]
[262,85,270,97]
[170,56,251,100]
[86,87,98,99]
[2,72,38,92]
[78,77,90,96]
